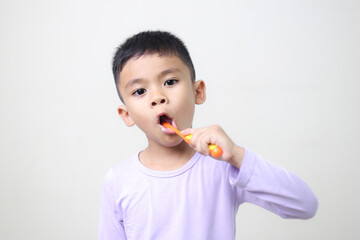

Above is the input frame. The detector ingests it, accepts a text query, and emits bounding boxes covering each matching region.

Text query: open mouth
[159,114,173,126]
[158,113,177,134]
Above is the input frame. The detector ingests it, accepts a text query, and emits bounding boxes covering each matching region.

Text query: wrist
[228,145,245,169]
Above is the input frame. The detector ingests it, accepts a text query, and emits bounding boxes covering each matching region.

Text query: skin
[117,53,244,170]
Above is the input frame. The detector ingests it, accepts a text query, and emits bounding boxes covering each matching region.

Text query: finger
[180,128,195,136]
[194,141,210,156]
[196,131,215,156]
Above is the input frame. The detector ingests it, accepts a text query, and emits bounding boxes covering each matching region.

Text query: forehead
[119,54,191,86]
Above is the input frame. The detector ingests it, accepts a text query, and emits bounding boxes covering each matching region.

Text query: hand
[181,125,245,169]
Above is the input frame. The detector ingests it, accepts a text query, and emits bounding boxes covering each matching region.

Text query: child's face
[117,54,206,147]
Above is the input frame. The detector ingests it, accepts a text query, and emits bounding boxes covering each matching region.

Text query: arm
[230,148,318,219]
[181,125,318,219]
[98,169,127,240]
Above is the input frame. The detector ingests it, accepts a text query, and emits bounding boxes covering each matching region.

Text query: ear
[117,105,135,127]
[193,80,206,105]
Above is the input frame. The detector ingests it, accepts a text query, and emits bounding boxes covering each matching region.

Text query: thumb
[180,128,195,136]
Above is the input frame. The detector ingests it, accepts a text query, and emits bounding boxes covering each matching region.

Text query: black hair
[112,31,196,101]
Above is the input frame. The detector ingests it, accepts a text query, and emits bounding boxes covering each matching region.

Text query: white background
[1,0,359,239]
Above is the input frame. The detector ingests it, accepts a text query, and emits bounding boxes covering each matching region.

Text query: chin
[159,137,185,148]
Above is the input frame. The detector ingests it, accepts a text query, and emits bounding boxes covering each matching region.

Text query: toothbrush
[162,122,223,158]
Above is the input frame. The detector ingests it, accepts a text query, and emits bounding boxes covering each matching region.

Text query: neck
[139,140,195,171]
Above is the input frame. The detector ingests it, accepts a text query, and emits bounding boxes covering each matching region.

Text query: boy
[98,31,318,240]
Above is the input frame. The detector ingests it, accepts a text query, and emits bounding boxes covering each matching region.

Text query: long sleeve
[98,169,127,240]
[98,150,317,239]
[229,148,318,219]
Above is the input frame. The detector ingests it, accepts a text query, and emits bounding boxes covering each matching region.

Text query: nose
[150,93,168,107]
[150,89,168,107]
[149,85,169,107]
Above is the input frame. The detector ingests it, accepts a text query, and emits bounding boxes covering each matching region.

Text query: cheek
[126,104,149,126]
[177,94,196,125]
[130,114,152,133]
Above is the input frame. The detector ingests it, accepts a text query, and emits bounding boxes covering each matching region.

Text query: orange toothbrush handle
[162,122,223,158]
[185,134,223,158]
[208,144,223,158]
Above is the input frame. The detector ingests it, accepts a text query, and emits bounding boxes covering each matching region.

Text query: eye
[132,88,146,96]
[164,79,178,86]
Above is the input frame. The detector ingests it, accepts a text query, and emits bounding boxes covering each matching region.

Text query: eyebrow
[124,68,182,89]
[158,68,181,78]
[124,78,145,89]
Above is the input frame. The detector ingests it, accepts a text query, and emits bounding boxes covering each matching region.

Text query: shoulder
[112,156,135,175]
[196,148,258,185]
[102,154,140,188]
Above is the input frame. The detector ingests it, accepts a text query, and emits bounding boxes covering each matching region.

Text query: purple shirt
[98,148,317,239]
